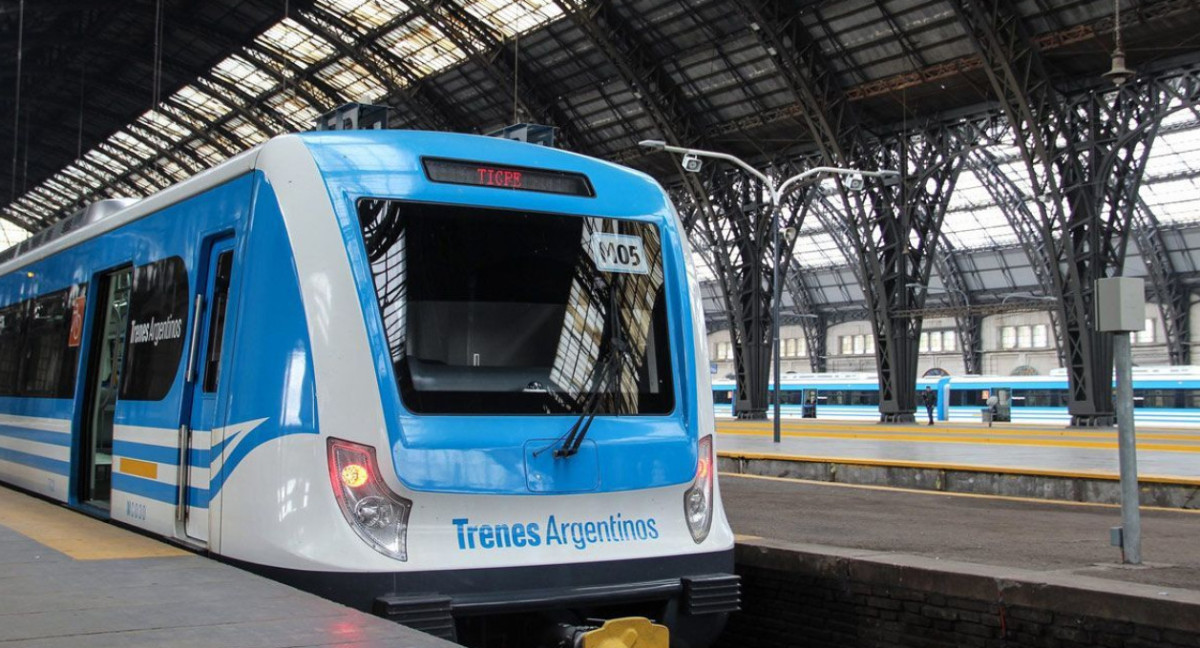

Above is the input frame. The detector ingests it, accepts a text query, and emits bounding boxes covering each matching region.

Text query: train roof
[0,131,667,276]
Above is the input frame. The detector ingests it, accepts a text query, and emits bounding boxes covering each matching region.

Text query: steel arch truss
[675,168,814,419]
[952,0,1200,425]
[836,129,969,421]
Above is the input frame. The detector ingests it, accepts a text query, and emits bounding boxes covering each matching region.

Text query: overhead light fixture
[1102,0,1135,86]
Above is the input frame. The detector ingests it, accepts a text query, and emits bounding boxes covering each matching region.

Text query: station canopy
[1,0,1198,284]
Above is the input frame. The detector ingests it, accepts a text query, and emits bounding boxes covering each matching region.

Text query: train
[711,367,1200,425]
[0,131,737,648]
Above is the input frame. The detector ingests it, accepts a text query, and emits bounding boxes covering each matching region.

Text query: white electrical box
[1095,277,1145,332]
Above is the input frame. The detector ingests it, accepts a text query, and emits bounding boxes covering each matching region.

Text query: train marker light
[328,438,412,560]
[341,463,369,488]
[684,435,715,543]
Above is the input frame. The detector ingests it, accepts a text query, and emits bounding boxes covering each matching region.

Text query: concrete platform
[0,485,458,648]
[720,473,1200,590]
[718,474,1200,647]
[716,417,1200,479]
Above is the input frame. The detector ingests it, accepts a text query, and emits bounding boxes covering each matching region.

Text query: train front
[254,131,737,647]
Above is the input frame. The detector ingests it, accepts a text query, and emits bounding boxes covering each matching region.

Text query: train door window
[202,251,234,392]
[120,256,189,401]
[80,267,132,508]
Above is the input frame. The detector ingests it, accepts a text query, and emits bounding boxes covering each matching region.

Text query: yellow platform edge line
[715,450,1200,486]
[718,421,1200,442]
[717,428,1200,453]
[0,486,188,560]
[717,418,1200,435]
[719,472,1200,515]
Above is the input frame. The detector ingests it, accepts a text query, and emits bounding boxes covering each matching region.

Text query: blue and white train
[0,131,737,647]
[712,367,1200,426]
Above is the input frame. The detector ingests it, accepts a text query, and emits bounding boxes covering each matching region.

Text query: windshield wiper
[555,276,632,458]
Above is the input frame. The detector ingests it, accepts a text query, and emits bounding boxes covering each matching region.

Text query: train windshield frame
[355,198,675,416]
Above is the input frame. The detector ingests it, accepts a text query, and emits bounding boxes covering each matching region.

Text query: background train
[712,366,1200,426]
[0,131,737,648]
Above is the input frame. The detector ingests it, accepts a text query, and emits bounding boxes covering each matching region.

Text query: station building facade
[707,301,1198,380]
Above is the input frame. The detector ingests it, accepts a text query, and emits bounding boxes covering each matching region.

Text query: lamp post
[639,140,899,442]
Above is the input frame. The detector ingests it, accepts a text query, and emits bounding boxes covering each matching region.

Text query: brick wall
[718,540,1200,648]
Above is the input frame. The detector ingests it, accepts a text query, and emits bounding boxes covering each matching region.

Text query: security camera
[842,173,865,192]
[681,153,703,173]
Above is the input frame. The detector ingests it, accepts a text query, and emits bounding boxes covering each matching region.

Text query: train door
[989,386,1012,422]
[181,238,236,542]
[78,266,132,509]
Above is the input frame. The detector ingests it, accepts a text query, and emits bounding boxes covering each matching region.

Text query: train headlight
[683,435,714,543]
[327,438,412,561]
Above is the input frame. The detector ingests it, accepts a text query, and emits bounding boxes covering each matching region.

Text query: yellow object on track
[581,617,669,648]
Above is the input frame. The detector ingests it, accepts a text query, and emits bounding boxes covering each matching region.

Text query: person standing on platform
[922,386,936,425]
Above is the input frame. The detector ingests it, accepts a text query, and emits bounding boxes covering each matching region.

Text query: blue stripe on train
[187,448,210,469]
[187,486,210,508]
[113,473,175,504]
[113,441,179,465]
[0,424,71,446]
[112,474,210,509]
[0,446,69,475]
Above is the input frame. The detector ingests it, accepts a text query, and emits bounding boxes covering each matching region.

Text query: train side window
[20,288,82,398]
[1184,390,1200,408]
[202,251,234,393]
[0,302,26,396]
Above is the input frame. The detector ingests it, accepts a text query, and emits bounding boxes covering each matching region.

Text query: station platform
[720,473,1200,590]
[0,486,457,648]
[715,417,1200,479]
[717,473,1200,647]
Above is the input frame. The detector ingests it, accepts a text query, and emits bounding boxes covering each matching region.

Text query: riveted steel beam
[1133,198,1191,365]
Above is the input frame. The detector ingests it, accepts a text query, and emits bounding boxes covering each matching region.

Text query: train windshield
[356,199,674,415]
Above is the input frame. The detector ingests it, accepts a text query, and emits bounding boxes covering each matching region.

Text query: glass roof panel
[137,109,192,145]
[0,215,32,246]
[792,230,848,268]
[1141,177,1200,225]
[189,140,228,165]
[83,150,125,178]
[16,198,49,217]
[97,142,141,169]
[195,78,243,107]
[213,55,278,97]
[158,158,191,182]
[462,0,563,37]
[30,188,60,209]
[226,117,269,146]
[320,0,411,29]
[126,172,161,193]
[315,58,389,102]
[257,18,336,67]
[378,16,466,76]
[172,85,232,122]
[61,165,101,191]
[109,131,156,161]
[45,176,81,199]
[264,93,323,129]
